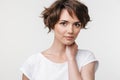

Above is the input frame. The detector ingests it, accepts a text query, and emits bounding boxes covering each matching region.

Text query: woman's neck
[41,39,67,63]
[47,39,66,57]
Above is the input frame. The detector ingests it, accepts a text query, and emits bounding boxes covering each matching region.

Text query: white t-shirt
[20,49,98,80]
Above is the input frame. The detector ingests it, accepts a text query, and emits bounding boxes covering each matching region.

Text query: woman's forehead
[59,9,79,22]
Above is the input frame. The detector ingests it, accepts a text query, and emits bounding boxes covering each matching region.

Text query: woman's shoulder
[27,53,40,59]
[76,49,98,64]
[76,49,99,70]
[23,53,41,64]
[77,49,94,57]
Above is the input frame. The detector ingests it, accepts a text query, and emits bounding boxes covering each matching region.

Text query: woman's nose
[67,25,73,34]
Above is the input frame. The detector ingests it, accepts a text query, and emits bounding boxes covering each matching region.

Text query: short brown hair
[41,0,90,32]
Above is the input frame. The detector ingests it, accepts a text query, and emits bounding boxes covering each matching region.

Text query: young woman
[20,0,98,80]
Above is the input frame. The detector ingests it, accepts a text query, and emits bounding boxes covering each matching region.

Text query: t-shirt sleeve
[81,51,99,71]
[20,55,35,79]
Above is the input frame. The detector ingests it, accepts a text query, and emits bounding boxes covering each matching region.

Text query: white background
[0,0,120,80]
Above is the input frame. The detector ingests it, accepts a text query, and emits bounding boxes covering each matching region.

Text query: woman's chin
[64,41,75,46]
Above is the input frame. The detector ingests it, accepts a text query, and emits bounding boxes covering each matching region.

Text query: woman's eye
[60,22,67,26]
[74,22,81,28]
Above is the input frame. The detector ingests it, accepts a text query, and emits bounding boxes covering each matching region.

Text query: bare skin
[22,9,96,80]
[22,74,29,80]
[66,43,96,80]
[22,43,96,80]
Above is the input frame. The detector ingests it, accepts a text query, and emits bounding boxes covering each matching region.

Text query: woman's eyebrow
[74,21,81,23]
[59,20,68,22]
[59,20,80,22]
[58,20,68,23]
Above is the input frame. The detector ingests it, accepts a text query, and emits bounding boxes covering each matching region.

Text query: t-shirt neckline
[39,52,67,65]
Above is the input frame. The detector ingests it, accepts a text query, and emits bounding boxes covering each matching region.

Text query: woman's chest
[31,61,68,80]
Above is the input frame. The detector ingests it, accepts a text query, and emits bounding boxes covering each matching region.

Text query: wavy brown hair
[41,0,90,32]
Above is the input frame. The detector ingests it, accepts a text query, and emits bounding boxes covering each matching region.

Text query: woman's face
[54,9,81,45]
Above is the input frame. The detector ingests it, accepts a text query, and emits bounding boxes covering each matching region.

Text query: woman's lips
[65,36,74,40]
